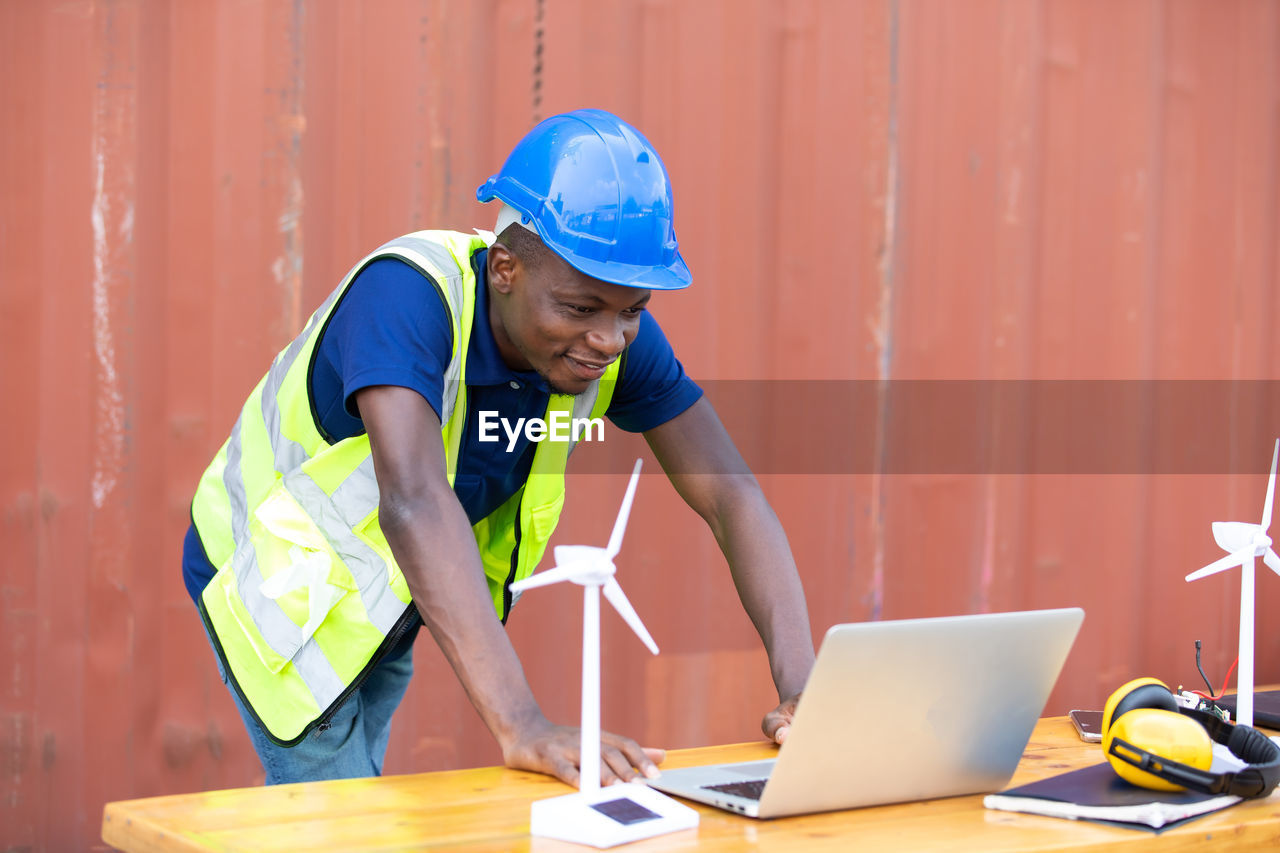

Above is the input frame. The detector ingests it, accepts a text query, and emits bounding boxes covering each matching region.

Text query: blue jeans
[203,614,420,784]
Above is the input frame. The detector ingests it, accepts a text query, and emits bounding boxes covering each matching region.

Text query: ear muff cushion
[1105,709,1213,791]
[1103,677,1178,737]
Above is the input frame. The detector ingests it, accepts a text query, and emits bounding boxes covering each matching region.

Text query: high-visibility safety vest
[192,230,619,745]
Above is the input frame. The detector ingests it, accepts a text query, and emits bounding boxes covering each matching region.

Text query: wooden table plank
[103,718,1280,852]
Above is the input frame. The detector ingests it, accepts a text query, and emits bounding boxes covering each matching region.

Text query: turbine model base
[528,783,698,848]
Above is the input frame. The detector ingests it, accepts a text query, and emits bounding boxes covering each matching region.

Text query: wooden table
[103,717,1280,852]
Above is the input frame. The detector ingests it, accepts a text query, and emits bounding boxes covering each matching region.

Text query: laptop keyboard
[702,779,767,801]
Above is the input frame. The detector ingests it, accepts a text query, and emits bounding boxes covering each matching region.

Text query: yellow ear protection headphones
[1102,677,1280,798]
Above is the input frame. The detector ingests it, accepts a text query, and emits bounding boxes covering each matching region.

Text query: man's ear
[488,241,518,295]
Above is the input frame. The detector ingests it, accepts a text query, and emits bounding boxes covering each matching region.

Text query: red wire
[1220,656,1239,699]
[1191,657,1240,701]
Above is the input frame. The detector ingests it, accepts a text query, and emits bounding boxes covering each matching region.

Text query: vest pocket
[526,492,565,541]
[522,491,566,575]
[215,567,293,675]
[242,485,355,668]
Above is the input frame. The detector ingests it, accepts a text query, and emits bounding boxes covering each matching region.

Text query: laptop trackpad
[726,760,776,778]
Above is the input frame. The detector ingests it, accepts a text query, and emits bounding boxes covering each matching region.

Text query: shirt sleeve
[314,256,454,438]
[606,310,703,433]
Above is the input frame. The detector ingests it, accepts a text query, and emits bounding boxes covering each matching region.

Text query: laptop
[647,607,1084,818]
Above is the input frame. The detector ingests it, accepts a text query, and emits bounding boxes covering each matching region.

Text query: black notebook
[1216,690,1280,729]
[983,762,1241,832]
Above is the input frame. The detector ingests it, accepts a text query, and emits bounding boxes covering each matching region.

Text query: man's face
[488,242,651,396]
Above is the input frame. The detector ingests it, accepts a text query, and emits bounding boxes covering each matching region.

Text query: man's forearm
[379,485,547,750]
[708,481,815,699]
[645,399,816,699]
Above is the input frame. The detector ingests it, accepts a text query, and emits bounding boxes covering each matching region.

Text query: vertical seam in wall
[1267,0,1280,380]
[270,0,306,335]
[413,1,430,226]
[1019,0,1049,607]
[90,1,133,512]
[1228,1,1246,386]
[867,0,901,622]
[532,0,545,123]
[1133,0,1168,652]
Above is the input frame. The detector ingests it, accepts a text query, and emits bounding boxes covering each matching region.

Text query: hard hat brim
[543,235,692,291]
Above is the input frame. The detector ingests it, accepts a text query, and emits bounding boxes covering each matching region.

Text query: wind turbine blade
[1185,548,1253,582]
[602,578,659,655]
[1265,548,1280,578]
[606,458,644,558]
[554,544,605,568]
[1213,521,1260,554]
[1263,439,1278,530]
[509,563,579,593]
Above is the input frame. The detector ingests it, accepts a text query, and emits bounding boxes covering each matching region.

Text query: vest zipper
[500,495,523,624]
[452,391,521,626]
[313,604,420,734]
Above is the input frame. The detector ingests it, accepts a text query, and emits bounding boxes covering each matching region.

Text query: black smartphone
[1068,709,1104,743]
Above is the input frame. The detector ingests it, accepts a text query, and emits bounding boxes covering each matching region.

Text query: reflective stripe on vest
[217,236,469,669]
[194,230,618,744]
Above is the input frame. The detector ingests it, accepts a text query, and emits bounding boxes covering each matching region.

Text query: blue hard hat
[476,109,691,290]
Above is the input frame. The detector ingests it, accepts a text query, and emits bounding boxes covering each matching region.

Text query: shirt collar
[466,248,549,391]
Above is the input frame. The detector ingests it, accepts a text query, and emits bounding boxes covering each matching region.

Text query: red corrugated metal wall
[2,1,1278,848]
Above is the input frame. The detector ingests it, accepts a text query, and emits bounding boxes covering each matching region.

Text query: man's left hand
[762,693,802,745]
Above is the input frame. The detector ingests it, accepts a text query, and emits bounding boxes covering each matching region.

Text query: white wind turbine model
[1184,439,1280,727]
[509,458,698,848]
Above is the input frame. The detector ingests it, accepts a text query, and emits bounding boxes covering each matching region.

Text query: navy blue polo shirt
[183,247,702,604]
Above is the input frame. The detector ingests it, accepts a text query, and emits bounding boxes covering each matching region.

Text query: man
[185,108,814,786]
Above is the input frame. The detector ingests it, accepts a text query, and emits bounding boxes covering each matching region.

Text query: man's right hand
[502,715,665,788]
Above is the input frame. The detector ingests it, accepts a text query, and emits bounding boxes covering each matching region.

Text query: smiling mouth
[565,355,613,378]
